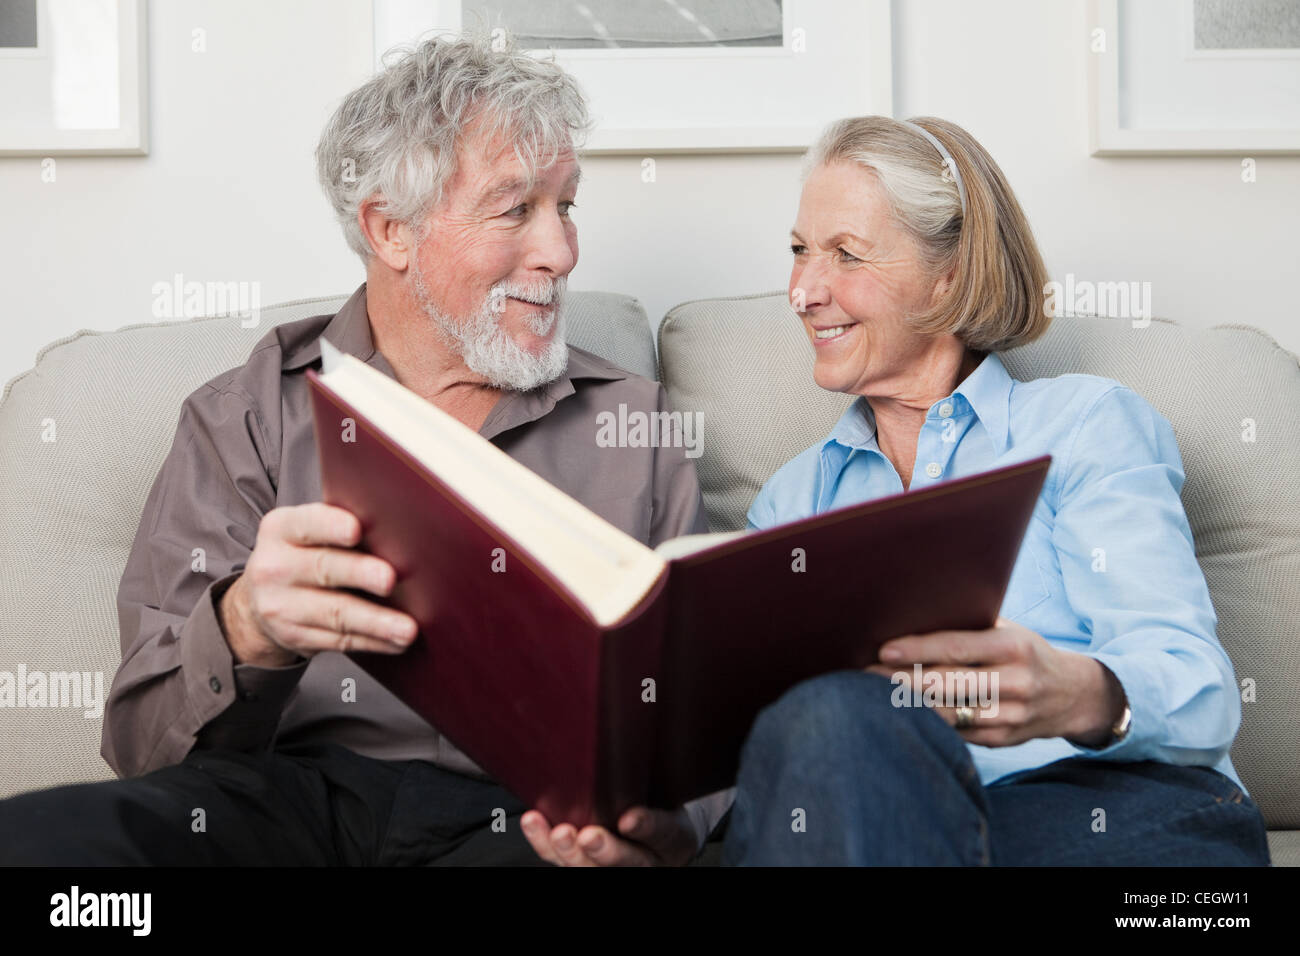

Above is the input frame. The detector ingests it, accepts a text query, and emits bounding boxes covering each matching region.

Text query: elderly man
[0,34,729,867]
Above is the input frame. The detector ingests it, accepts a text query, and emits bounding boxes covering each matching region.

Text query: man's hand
[217,502,418,667]
[521,805,698,866]
[865,617,1128,748]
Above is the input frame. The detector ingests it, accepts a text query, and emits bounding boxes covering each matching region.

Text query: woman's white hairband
[902,120,966,217]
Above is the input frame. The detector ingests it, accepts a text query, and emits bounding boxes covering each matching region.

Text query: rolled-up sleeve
[1049,385,1239,768]
[103,384,308,778]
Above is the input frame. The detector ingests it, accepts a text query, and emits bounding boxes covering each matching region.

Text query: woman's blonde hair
[806,115,1050,352]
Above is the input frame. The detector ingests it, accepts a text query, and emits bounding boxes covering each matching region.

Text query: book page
[318,344,670,626]
[653,530,749,561]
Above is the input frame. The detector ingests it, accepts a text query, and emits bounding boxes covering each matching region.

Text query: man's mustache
[489,277,567,312]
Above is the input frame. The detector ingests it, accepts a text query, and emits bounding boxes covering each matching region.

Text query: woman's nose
[792,260,831,312]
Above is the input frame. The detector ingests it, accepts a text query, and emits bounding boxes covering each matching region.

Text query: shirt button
[925,462,942,478]
[209,676,222,693]
[938,402,954,418]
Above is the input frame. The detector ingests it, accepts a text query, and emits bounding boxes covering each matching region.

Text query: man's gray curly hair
[315,32,591,261]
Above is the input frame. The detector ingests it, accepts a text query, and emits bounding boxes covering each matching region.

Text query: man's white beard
[412,268,569,392]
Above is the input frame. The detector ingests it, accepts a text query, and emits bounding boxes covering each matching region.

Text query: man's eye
[791,244,806,256]
[838,249,861,262]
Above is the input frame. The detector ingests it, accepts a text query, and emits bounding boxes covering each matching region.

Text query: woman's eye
[504,203,528,217]
[559,201,577,216]
[790,244,806,256]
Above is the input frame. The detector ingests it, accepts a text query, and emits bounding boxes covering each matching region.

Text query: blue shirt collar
[823,351,1014,457]
[954,350,1013,455]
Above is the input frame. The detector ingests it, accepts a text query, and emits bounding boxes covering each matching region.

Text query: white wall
[2,0,1297,391]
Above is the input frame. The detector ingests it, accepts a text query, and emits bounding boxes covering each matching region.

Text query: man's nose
[524,210,577,276]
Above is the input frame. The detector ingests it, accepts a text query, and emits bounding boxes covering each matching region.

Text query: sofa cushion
[658,291,1300,831]
[0,291,653,799]
[1268,830,1300,868]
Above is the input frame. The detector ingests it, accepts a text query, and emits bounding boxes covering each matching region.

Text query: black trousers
[0,743,551,866]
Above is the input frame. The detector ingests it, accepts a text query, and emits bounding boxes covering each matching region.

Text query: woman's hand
[865,617,1128,748]
[521,805,698,866]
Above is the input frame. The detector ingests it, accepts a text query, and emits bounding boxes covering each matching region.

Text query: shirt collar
[824,350,1014,457]
[281,284,387,373]
[280,283,629,437]
[825,395,879,453]
[952,350,1013,455]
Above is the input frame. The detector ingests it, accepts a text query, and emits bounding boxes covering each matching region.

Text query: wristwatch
[1093,663,1131,748]
[1107,704,1132,746]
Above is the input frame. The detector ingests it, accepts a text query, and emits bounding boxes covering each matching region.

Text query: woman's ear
[929,262,958,307]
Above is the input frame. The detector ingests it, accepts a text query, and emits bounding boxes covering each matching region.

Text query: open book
[307,341,1050,827]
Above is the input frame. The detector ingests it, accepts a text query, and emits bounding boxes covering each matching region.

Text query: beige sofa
[1,290,1296,864]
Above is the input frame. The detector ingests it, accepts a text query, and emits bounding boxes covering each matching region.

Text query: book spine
[592,571,671,825]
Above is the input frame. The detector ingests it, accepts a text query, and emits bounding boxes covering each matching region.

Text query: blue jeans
[720,672,1272,866]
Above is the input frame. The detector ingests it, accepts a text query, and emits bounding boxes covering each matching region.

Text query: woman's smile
[810,321,861,347]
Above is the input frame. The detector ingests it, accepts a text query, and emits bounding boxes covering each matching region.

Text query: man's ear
[358,199,415,271]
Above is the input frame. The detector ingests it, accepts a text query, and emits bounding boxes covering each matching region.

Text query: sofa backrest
[657,291,1300,829]
[0,291,653,799]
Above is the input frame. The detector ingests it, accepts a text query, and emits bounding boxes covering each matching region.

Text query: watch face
[1114,706,1132,739]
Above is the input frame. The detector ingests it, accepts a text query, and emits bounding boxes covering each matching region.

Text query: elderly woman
[718,116,1272,866]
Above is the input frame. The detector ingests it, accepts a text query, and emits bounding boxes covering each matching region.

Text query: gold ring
[955,706,975,729]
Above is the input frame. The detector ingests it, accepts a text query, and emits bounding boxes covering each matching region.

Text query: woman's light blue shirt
[746,351,1245,790]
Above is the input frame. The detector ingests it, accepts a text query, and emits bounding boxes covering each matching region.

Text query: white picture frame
[0,0,149,156]
[373,0,892,154]
[1088,0,1300,155]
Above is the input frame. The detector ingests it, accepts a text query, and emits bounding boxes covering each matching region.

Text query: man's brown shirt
[103,285,726,840]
